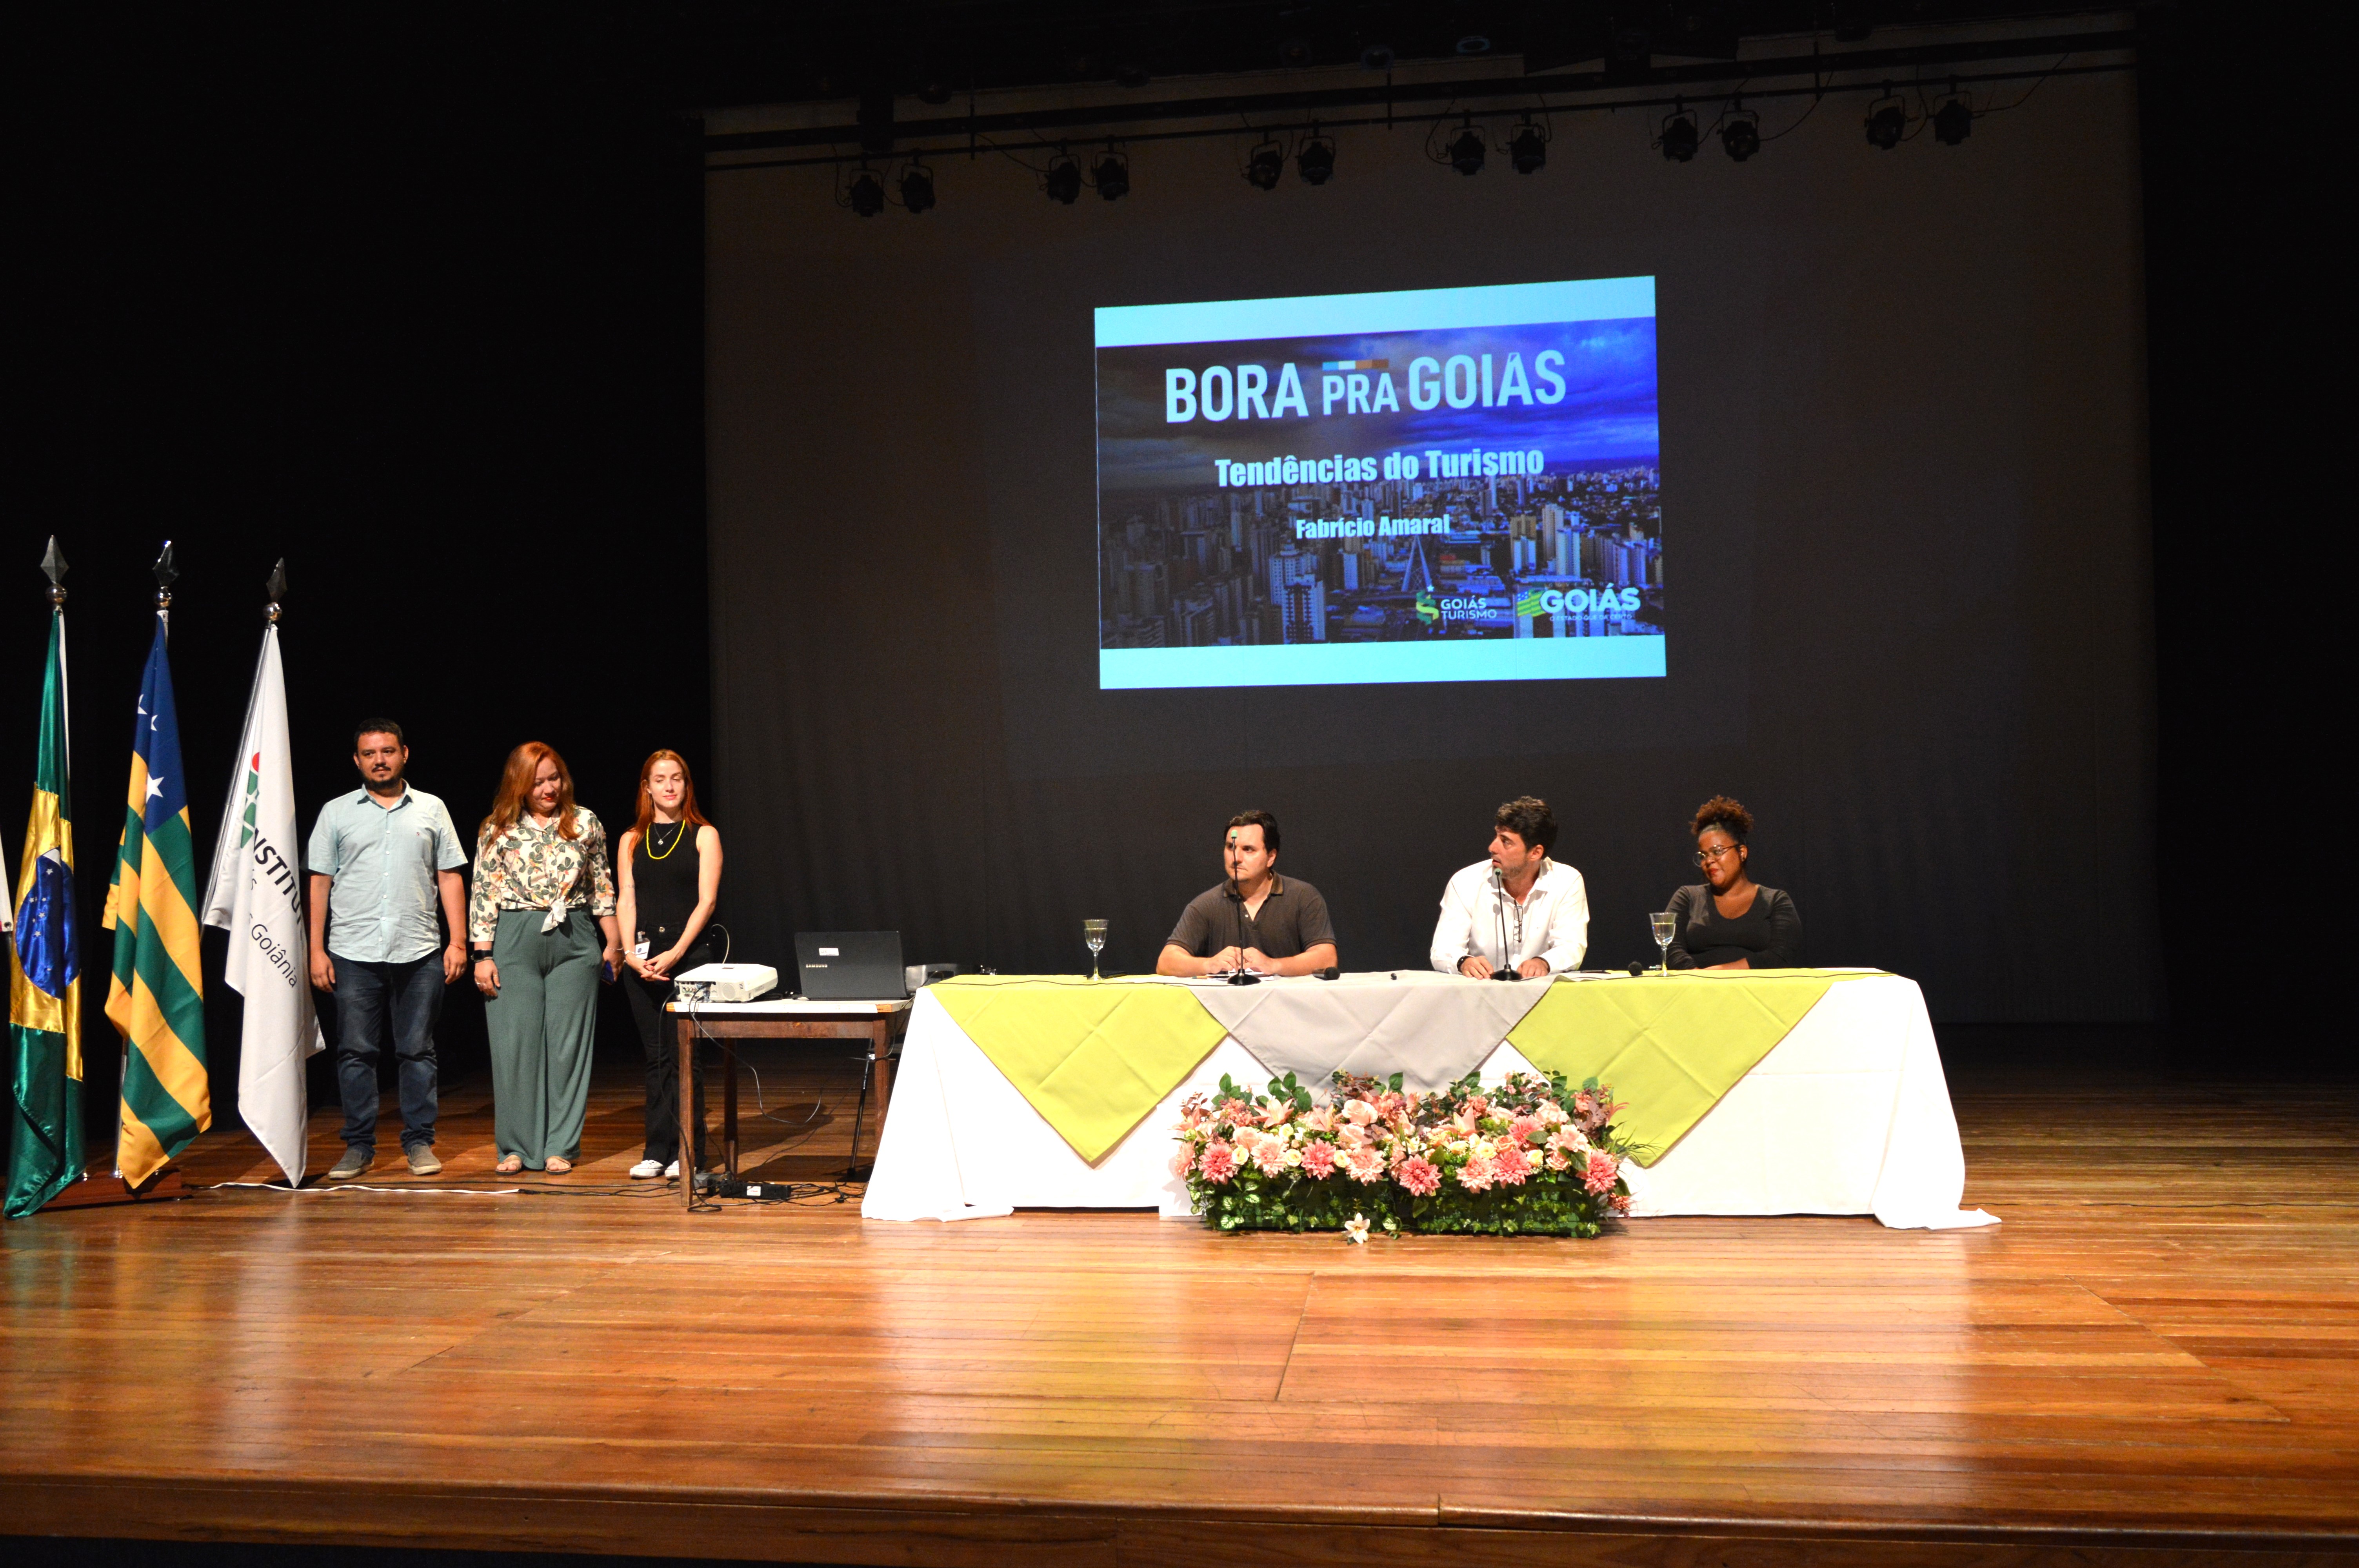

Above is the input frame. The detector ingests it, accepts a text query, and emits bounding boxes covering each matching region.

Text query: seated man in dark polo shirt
[1155,810,1339,978]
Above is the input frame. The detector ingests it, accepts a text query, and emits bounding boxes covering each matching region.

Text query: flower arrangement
[1172,1068,1637,1239]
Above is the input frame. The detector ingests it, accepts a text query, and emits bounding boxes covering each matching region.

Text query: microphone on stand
[1490,867,1518,980]
[1227,870,1260,987]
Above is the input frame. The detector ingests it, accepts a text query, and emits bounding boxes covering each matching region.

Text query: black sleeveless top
[632,821,711,959]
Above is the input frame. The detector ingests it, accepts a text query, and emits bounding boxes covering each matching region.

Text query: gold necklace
[645,818,685,860]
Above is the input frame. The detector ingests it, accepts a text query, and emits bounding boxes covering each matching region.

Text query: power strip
[697,1174,798,1201]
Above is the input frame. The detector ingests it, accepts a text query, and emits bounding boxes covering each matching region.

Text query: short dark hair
[1493,796,1556,853]
[354,719,405,748]
[1225,809,1280,857]
[1691,795,1753,842]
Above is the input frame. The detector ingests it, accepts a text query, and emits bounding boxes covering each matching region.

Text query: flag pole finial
[40,536,67,606]
[264,558,287,624]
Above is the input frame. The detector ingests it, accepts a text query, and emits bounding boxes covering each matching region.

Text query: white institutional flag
[203,623,323,1185]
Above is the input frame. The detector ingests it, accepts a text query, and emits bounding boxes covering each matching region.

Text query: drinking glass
[1083,918,1109,980]
[1649,912,1677,975]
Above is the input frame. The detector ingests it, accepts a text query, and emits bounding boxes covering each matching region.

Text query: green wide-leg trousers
[487,908,601,1168]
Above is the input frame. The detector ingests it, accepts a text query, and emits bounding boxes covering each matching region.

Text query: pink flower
[1465,1095,1490,1117]
[1448,1106,1479,1137]
[1376,1091,1408,1121]
[1456,1157,1496,1193]
[1170,1144,1195,1179]
[1343,1098,1378,1127]
[1343,1145,1386,1183]
[1216,1097,1254,1125]
[1396,1156,1440,1196]
[1262,1100,1294,1128]
[1301,1141,1338,1179]
[1583,1152,1618,1196]
[1303,1104,1337,1133]
[1252,1140,1288,1177]
[1608,1191,1632,1214]
[1537,1101,1569,1127]
[1508,1116,1541,1145]
[1179,1094,1209,1130]
[1336,1123,1367,1151]
[1545,1147,1572,1172]
[1199,1142,1237,1184]
[1494,1144,1533,1185]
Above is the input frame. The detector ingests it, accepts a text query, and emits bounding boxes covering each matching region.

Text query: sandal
[495,1155,523,1175]
[544,1156,573,1174]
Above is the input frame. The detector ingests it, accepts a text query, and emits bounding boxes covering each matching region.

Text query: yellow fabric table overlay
[929,977,1230,1163]
[1508,971,1880,1165]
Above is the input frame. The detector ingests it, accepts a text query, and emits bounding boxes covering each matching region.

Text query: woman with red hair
[616,750,723,1180]
[467,742,620,1174]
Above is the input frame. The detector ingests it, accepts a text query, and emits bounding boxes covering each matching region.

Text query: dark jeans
[333,954,443,1154]
[624,960,707,1167]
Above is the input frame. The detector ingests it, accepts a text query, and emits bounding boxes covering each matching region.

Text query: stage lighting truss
[1720,101,1762,162]
[1090,143,1130,201]
[1656,101,1699,163]
[1043,149,1082,204]
[896,158,936,214]
[1506,116,1549,175]
[1865,87,1908,150]
[1243,137,1285,191]
[840,162,886,217]
[1296,128,1337,185]
[1932,92,1974,145]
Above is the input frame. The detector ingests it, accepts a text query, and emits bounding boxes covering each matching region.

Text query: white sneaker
[628,1159,663,1179]
[664,1160,680,1178]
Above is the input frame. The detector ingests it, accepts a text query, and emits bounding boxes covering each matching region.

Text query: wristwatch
[472,950,494,964]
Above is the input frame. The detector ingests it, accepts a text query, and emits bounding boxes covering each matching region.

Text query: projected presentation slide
[1095,277,1662,690]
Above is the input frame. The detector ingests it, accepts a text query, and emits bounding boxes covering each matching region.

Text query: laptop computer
[794,931,909,1000]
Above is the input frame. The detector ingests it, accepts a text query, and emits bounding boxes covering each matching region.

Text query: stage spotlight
[1245,140,1284,190]
[917,80,952,107]
[1865,98,1905,150]
[1457,33,1491,54]
[1296,133,1336,185]
[1360,43,1396,71]
[1721,110,1760,163]
[847,166,885,217]
[899,162,935,214]
[1659,107,1699,162]
[1508,119,1547,175]
[1093,147,1130,201]
[1114,60,1150,89]
[1044,152,1081,204]
[1933,96,1973,145]
[1448,124,1486,176]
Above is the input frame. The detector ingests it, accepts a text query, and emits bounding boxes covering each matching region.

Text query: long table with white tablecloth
[861,969,1996,1230]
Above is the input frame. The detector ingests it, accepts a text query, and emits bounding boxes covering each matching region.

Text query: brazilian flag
[103,621,208,1186]
[6,606,83,1218]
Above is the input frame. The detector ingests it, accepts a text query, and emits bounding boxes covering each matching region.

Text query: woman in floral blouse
[469,742,620,1174]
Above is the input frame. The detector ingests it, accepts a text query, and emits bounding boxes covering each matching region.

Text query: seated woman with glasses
[1665,796,1803,970]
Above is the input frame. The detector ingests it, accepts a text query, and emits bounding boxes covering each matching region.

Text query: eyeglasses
[1693,844,1743,865]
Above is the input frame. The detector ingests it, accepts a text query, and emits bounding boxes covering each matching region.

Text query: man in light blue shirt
[306,719,469,1179]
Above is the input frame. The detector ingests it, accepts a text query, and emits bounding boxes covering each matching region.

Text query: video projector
[673,962,778,1004]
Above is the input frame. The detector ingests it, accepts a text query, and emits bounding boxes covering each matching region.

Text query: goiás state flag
[202,621,322,1186]
[104,618,209,1186]
[7,603,84,1219]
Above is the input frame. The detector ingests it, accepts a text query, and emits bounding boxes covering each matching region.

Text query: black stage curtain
[705,67,2162,1026]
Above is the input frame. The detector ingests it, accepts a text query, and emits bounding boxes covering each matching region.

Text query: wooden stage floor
[4,1052,2357,1568]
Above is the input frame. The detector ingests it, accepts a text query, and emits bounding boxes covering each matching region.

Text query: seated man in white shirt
[1430,796,1589,979]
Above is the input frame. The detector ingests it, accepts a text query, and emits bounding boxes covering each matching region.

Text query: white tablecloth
[861,973,1995,1229]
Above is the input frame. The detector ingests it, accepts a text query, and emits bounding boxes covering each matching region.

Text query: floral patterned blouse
[468,808,618,944]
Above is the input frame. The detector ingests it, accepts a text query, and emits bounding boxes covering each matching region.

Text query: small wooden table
[667,995,913,1209]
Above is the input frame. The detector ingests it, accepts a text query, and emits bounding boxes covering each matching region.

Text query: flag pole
[24,543,189,1212]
